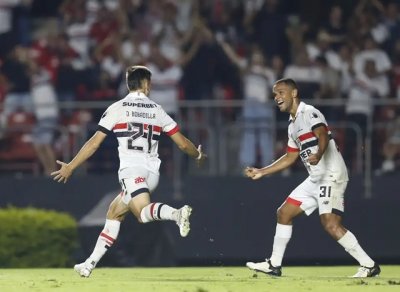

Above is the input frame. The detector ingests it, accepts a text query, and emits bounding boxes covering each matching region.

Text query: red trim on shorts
[286,197,302,206]
[166,125,179,136]
[100,232,115,243]
[113,123,127,130]
[298,132,315,142]
[287,146,299,152]
[150,203,156,219]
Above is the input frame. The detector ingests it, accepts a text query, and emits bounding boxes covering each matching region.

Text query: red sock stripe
[286,197,302,206]
[150,203,156,219]
[100,232,115,244]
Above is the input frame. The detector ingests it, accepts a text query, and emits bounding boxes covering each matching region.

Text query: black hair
[126,66,152,91]
[275,78,298,90]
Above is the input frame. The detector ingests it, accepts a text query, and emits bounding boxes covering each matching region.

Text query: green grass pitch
[0,266,399,292]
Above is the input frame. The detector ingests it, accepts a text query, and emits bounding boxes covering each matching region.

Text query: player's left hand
[51,160,73,183]
[307,153,321,165]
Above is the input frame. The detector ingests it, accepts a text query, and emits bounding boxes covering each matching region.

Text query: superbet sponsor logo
[135,177,146,184]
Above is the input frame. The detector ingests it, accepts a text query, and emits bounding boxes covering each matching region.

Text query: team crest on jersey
[311,112,318,119]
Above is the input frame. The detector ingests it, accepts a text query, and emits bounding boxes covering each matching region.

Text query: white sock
[337,230,374,267]
[269,223,292,267]
[140,202,177,223]
[87,219,121,266]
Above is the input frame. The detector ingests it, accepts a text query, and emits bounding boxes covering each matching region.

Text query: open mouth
[277,101,284,106]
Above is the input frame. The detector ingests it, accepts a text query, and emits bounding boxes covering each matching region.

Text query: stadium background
[0,0,399,267]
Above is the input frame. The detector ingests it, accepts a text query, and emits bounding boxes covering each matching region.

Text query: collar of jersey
[289,101,306,122]
[127,92,149,99]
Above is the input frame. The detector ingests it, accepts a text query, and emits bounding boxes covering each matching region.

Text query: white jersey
[287,102,348,182]
[98,92,179,178]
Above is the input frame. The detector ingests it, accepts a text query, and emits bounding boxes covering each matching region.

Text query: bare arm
[307,125,329,165]
[51,131,107,183]
[217,39,244,69]
[170,131,207,166]
[245,151,299,180]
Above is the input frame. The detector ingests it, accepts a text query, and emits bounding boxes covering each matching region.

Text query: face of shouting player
[273,82,299,117]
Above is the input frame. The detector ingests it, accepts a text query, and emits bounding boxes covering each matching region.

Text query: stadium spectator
[320,5,347,51]
[244,78,380,278]
[353,36,392,77]
[247,0,288,60]
[51,65,207,277]
[283,48,322,99]
[145,40,183,176]
[314,55,341,121]
[344,59,390,171]
[306,30,342,71]
[377,113,400,174]
[30,61,59,175]
[391,39,400,99]
[381,1,400,53]
[217,38,276,168]
[0,0,25,59]
[0,45,33,139]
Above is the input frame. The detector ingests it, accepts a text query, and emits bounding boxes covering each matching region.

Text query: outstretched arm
[244,151,299,180]
[51,131,107,183]
[217,38,244,70]
[170,131,207,166]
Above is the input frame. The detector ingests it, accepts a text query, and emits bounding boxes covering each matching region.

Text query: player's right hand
[51,160,73,183]
[196,145,207,167]
[244,167,263,180]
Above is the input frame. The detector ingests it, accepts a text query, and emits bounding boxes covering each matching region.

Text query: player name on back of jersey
[123,101,157,119]
[126,111,156,119]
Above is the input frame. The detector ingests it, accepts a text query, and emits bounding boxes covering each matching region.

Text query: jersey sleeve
[98,105,118,134]
[158,106,179,136]
[287,129,299,152]
[305,108,327,131]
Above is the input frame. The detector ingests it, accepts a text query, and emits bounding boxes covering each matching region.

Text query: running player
[51,65,206,277]
[244,78,380,278]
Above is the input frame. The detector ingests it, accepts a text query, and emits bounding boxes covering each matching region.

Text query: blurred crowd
[0,0,400,176]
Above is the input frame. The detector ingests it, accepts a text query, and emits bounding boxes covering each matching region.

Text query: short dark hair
[126,65,152,91]
[275,78,298,90]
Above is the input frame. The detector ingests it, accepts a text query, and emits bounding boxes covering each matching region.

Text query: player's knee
[106,203,126,222]
[106,211,125,222]
[276,207,292,224]
[322,220,340,234]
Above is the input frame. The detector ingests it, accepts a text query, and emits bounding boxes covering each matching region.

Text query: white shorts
[286,177,347,216]
[118,166,159,205]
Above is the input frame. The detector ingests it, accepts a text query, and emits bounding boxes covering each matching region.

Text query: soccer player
[244,78,380,278]
[51,65,206,277]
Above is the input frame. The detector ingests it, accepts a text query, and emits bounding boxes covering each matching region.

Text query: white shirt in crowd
[146,63,182,115]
